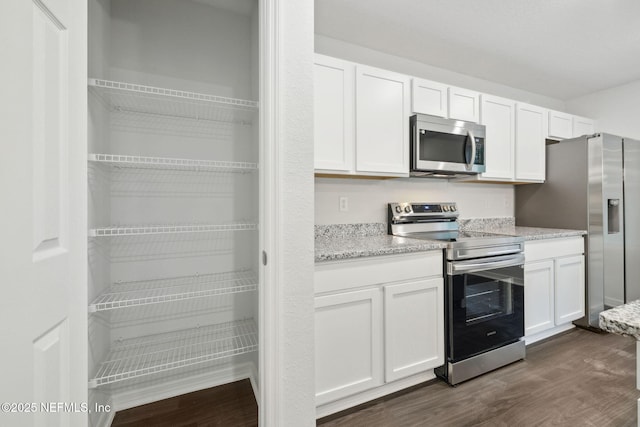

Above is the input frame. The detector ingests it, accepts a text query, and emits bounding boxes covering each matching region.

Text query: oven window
[464,277,512,324]
[448,264,524,362]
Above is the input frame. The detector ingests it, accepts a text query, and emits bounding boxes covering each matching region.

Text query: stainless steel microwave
[410,114,486,178]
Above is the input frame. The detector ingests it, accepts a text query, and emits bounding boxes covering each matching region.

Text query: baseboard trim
[525,323,575,346]
[316,371,436,419]
[95,407,115,427]
[110,362,257,414]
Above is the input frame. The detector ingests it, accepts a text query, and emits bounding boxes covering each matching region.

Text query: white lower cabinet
[555,255,586,324]
[384,278,444,382]
[524,237,585,344]
[524,260,555,336]
[314,252,443,415]
[315,288,383,406]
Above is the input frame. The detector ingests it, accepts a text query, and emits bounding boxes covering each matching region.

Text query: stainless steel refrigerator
[515,133,640,328]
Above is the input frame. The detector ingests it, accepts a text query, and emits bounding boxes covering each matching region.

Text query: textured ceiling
[315,0,640,100]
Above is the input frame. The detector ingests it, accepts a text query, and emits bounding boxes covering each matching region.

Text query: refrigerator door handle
[608,198,621,234]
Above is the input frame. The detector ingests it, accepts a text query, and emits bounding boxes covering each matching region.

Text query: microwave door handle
[466,130,476,170]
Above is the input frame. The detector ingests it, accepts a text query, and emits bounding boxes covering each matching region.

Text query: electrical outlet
[339,196,349,212]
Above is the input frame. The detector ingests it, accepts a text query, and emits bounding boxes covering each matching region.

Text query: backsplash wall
[315,178,514,224]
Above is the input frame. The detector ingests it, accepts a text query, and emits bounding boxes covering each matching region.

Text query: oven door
[447,253,524,363]
[411,115,485,174]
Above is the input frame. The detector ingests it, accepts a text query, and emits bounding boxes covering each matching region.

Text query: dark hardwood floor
[110,328,639,427]
[111,379,257,427]
[318,328,639,427]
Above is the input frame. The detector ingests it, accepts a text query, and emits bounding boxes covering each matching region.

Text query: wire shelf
[89,78,258,125]
[89,223,257,237]
[89,270,257,312]
[89,153,257,173]
[88,319,257,388]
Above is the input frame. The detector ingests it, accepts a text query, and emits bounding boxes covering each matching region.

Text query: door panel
[480,95,515,180]
[315,289,383,405]
[515,103,546,181]
[0,1,87,425]
[524,260,554,336]
[355,65,409,175]
[32,0,69,259]
[555,256,585,324]
[384,279,443,382]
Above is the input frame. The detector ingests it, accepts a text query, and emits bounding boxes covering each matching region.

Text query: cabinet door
[548,110,573,140]
[524,260,555,337]
[479,95,515,180]
[555,255,585,324]
[448,86,480,123]
[314,54,354,172]
[411,78,448,117]
[315,288,383,405]
[572,116,595,138]
[384,278,444,383]
[515,103,546,182]
[355,65,410,175]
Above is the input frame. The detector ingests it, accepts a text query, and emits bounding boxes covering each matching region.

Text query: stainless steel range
[388,202,526,385]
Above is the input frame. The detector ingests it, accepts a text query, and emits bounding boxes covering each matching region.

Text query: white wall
[566,79,640,140]
[272,1,316,425]
[316,178,514,224]
[316,35,566,110]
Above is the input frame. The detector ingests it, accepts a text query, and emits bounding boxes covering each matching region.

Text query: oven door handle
[449,253,525,275]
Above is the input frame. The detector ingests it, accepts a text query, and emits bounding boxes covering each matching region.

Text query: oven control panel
[388,202,458,221]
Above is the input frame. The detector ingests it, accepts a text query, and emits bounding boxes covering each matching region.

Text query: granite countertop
[600,300,640,340]
[487,226,587,241]
[314,219,587,263]
[315,235,447,262]
[314,223,446,262]
[459,218,586,240]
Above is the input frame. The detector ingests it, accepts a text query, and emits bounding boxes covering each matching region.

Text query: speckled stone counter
[491,226,587,241]
[315,223,446,262]
[600,301,640,424]
[600,300,640,340]
[460,218,586,241]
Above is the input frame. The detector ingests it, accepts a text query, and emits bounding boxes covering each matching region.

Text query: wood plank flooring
[110,379,257,427]
[318,328,640,427]
[109,328,639,427]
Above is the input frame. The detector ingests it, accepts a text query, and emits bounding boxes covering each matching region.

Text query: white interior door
[0,1,87,426]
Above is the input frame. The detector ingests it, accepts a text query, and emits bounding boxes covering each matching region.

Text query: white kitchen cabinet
[355,65,410,175]
[315,288,383,406]
[572,116,596,137]
[515,103,547,182]
[524,260,555,336]
[548,110,574,140]
[411,78,448,117]
[478,95,516,180]
[314,54,355,172]
[524,237,585,344]
[448,86,480,123]
[384,278,444,382]
[555,255,586,324]
[315,251,443,416]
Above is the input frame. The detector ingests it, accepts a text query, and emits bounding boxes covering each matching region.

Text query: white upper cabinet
[572,116,595,137]
[448,86,480,123]
[314,54,355,172]
[548,110,573,140]
[515,103,547,182]
[355,65,410,175]
[479,95,516,180]
[549,111,596,140]
[411,78,448,117]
